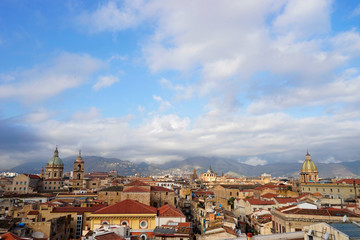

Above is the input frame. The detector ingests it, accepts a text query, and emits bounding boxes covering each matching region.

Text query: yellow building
[90,199,157,239]
[300,151,319,184]
[43,147,64,191]
[72,151,85,190]
[200,166,217,182]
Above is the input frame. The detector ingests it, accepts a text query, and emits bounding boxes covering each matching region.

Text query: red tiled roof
[158,204,185,218]
[277,206,360,217]
[95,232,125,240]
[27,210,39,215]
[313,192,322,196]
[0,232,24,240]
[52,205,106,213]
[123,186,150,193]
[24,174,41,179]
[245,199,275,205]
[274,197,297,204]
[125,180,149,186]
[296,193,310,199]
[93,199,157,215]
[151,186,174,192]
[336,179,360,185]
[261,193,278,199]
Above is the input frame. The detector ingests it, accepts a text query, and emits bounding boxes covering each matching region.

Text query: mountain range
[6,156,360,178]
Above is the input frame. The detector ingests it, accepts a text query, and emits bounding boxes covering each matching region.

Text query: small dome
[47,147,64,166]
[301,151,318,173]
[207,165,214,174]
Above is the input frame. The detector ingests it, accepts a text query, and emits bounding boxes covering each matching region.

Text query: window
[19,187,22,190]
[24,181,27,184]
[316,188,318,191]
[330,189,333,192]
[16,182,18,185]
[350,189,353,192]
[121,220,129,226]
[20,181,22,185]
[308,188,310,191]
[49,182,52,185]
[237,192,239,196]
[338,189,340,192]
[323,188,325,192]
[24,187,26,190]
[230,192,232,196]
[166,192,168,195]
[54,172,56,177]
[140,220,148,229]
[14,187,16,190]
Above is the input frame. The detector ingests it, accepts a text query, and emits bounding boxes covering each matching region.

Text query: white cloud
[77,0,144,33]
[72,107,101,122]
[0,52,103,102]
[153,94,172,112]
[93,75,119,91]
[242,157,267,166]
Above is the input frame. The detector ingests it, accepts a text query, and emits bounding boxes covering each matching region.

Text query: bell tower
[72,151,85,190]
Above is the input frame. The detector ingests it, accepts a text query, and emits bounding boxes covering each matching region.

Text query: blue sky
[1,0,360,169]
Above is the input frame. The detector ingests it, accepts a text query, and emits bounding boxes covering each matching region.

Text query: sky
[1,0,360,169]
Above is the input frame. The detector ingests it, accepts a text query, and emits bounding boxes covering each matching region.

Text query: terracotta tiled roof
[95,232,125,240]
[24,174,41,179]
[27,210,39,215]
[274,197,297,204]
[0,232,24,240]
[313,192,322,196]
[261,193,278,199]
[336,179,360,185]
[125,180,149,186]
[277,207,360,217]
[158,204,185,217]
[123,186,150,192]
[245,199,275,205]
[52,205,105,213]
[151,186,174,192]
[93,199,157,215]
[296,193,310,199]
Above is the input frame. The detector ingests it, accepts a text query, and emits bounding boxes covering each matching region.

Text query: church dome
[301,151,318,173]
[207,165,214,174]
[47,147,64,166]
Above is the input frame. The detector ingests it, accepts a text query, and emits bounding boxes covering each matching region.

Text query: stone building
[272,203,360,233]
[98,181,175,207]
[200,166,217,182]
[43,147,64,191]
[72,151,85,190]
[11,174,41,194]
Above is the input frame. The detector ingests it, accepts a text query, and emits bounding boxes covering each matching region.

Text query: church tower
[300,151,319,184]
[72,151,85,190]
[43,147,64,191]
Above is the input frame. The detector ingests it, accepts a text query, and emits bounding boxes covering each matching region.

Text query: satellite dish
[343,215,347,222]
[32,232,45,238]
[324,232,329,240]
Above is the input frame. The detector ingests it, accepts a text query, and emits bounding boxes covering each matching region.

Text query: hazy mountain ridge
[7,156,360,178]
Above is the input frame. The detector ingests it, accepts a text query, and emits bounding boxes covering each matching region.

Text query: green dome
[301,152,318,173]
[47,147,64,166]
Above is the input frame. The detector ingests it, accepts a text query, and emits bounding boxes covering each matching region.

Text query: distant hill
[9,155,360,178]
[11,156,162,176]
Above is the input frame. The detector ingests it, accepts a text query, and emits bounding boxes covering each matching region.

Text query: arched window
[121,220,129,226]
[77,164,81,171]
[77,173,81,180]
